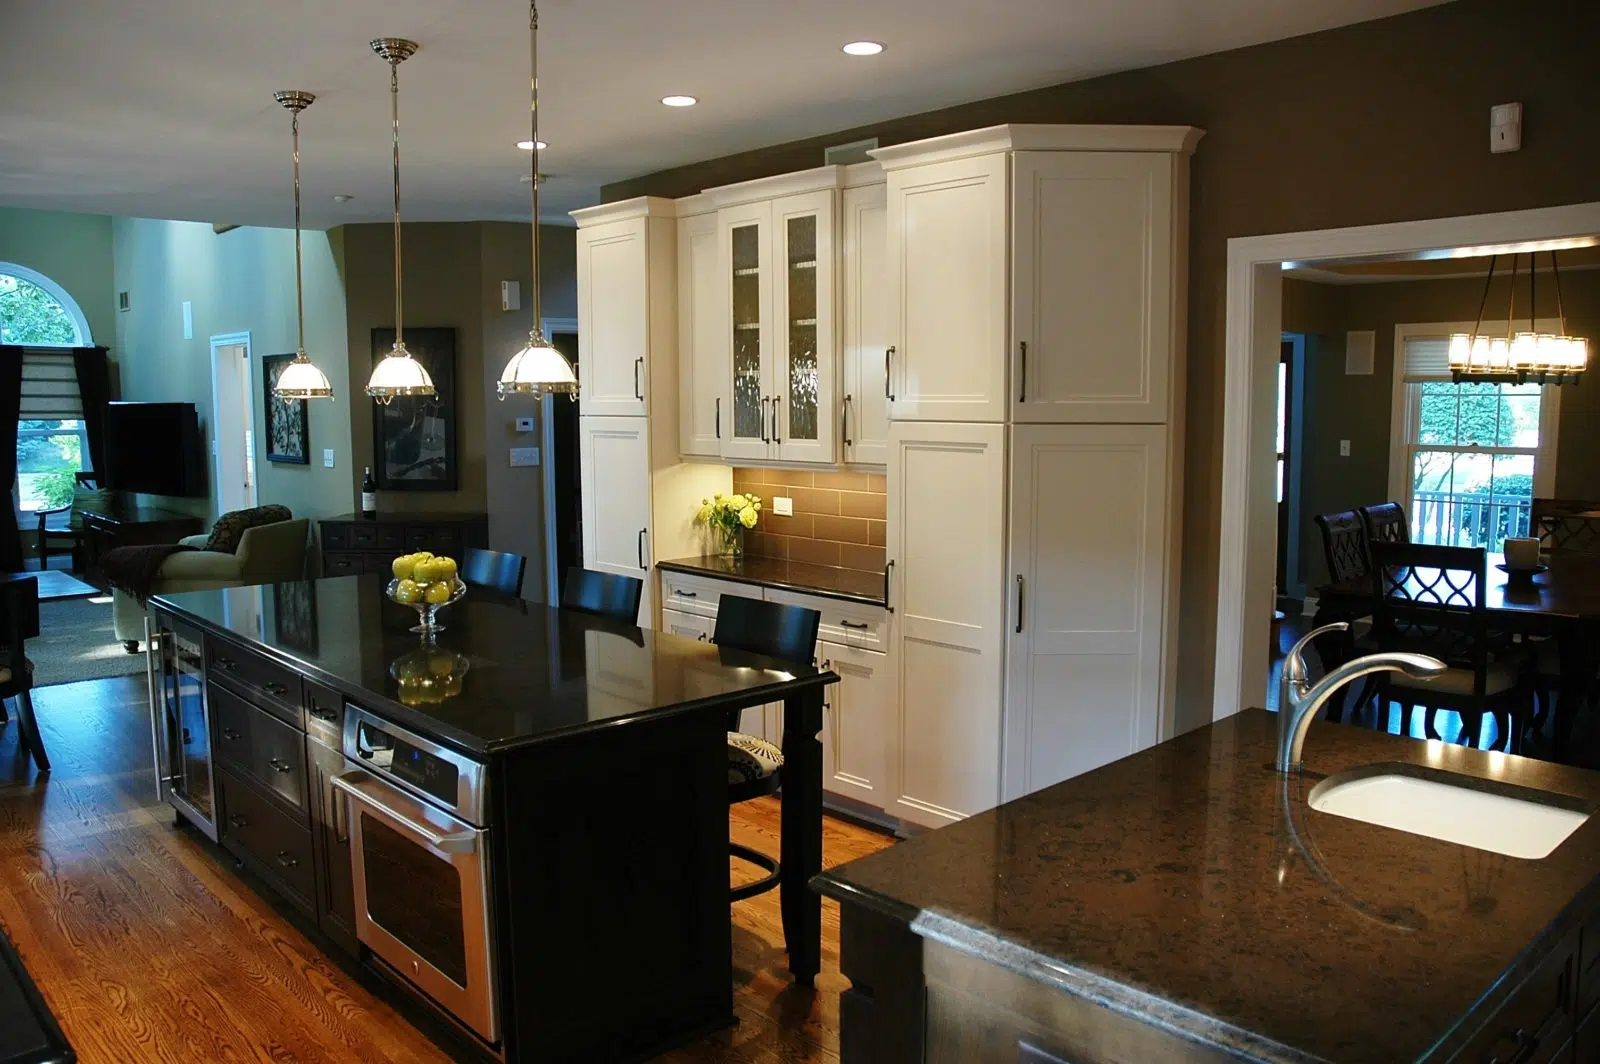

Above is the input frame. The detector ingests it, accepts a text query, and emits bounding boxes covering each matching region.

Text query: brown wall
[1285,269,1600,590]
[605,0,1600,728]
[731,467,887,572]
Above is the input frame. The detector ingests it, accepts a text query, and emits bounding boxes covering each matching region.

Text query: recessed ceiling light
[332,194,354,203]
[516,140,548,150]
[661,95,698,107]
[842,41,884,56]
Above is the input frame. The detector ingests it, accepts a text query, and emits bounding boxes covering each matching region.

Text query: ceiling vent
[824,138,879,166]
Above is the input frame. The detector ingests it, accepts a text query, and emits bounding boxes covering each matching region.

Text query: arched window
[0,264,95,517]
[0,263,92,347]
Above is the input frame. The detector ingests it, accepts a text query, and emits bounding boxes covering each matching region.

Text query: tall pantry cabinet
[875,125,1202,827]
[573,198,731,626]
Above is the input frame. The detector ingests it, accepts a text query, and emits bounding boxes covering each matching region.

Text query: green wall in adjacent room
[0,207,116,353]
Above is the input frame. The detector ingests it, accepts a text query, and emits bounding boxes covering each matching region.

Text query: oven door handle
[331,771,479,855]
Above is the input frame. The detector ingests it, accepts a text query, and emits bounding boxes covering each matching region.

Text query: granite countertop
[657,555,887,607]
[152,575,832,757]
[815,710,1600,1064]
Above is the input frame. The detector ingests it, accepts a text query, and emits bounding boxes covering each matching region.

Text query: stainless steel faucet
[1276,622,1446,773]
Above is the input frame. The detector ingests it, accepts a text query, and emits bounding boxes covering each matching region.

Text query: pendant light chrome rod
[291,99,309,353]
[372,38,418,346]
[528,0,543,333]
[272,90,334,399]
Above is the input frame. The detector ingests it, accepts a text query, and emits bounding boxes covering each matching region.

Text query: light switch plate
[181,301,193,339]
[323,448,335,468]
[510,446,540,467]
[514,416,535,432]
[1339,440,1351,457]
[773,496,794,517]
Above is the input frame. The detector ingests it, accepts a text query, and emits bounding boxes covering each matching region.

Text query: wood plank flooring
[0,675,894,1063]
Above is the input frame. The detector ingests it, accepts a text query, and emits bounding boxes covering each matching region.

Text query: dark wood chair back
[1360,502,1410,547]
[712,594,820,732]
[1314,509,1371,586]
[461,547,527,597]
[1530,498,1600,556]
[560,567,643,623]
[1369,541,1490,690]
[0,576,39,698]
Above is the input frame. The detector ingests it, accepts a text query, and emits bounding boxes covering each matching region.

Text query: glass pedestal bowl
[385,577,467,634]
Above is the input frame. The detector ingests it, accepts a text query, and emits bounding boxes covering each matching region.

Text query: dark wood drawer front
[322,551,364,578]
[321,524,350,550]
[210,685,308,817]
[303,681,343,732]
[218,766,316,916]
[206,639,301,724]
[361,554,393,577]
[1576,1001,1597,1064]
[1580,913,1600,1019]
[346,523,404,551]
[1458,934,1578,1064]
[406,526,462,556]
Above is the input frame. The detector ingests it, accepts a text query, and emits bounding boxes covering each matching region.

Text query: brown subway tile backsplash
[732,466,888,576]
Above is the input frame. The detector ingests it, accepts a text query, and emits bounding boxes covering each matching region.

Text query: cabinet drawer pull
[672,589,698,598]
[311,705,338,721]
[268,758,294,775]
[275,851,300,869]
[214,655,237,672]
[838,619,870,630]
[221,728,242,741]
[263,681,290,697]
[715,396,721,439]
[885,346,895,402]
[228,814,248,829]
[1485,1027,1538,1064]
[842,394,853,449]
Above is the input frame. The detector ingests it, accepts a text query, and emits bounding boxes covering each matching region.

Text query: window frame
[14,419,92,520]
[0,262,93,348]
[1387,319,1561,543]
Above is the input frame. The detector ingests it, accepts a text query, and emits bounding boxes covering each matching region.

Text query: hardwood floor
[0,675,894,1063]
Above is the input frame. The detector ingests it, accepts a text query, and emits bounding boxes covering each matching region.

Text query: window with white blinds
[20,348,84,419]
[1400,335,1452,381]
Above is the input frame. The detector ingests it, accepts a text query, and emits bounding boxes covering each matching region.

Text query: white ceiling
[0,0,1446,230]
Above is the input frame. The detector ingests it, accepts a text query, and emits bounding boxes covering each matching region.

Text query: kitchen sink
[1307,764,1591,859]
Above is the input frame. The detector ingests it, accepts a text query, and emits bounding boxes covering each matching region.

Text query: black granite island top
[151,574,832,757]
[658,555,887,607]
[815,710,1600,1064]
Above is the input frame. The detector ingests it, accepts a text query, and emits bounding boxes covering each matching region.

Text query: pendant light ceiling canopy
[271,90,334,400]
[496,0,579,401]
[365,37,436,405]
[1449,250,1590,385]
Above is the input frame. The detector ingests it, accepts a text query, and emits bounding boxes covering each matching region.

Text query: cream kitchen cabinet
[578,416,653,626]
[677,198,723,457]
[885,421,1008,828]
[840,179,891,465]
[573,198,678,419]
[818,640,891,811]
[871,125,1200,426]
[1002,424,1176,801]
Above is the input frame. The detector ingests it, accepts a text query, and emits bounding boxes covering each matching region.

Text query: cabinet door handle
[885,346,895,402]
[715,396,721,439]
[773,395,783,445]
[1015,574,1025,634]
[638,528,648,571]
[697,632,709,642]
[1018,341,1028,403]
[275,851,300,869]
[228,814,248,829]
[263,681,290,697]
[221,727,242,741]
[842,394,853,449]
[884,559,894,614]
[760,397,771,442]
[634,356,644,400]
[268,757,294,775]
[214,655,237,672]
[311,705,337,722]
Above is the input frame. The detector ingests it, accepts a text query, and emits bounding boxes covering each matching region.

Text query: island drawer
[1580,911,1600,1019]
[217,765,316,917]
[211,684,310,818]
[303,681,344,736]
[206,637,302,725]
[1455,930,1577,1064]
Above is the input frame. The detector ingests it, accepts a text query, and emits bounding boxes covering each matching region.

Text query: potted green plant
[696,492,761,557]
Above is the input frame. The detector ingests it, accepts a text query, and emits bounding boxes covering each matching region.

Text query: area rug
[28,597,145,688]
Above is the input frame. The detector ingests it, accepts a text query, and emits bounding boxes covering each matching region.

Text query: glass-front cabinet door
[772,190,836,464]
[719,201,774,461]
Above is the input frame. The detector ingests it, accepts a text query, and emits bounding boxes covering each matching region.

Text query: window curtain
[0,346,26,572]
[71,346,112,482]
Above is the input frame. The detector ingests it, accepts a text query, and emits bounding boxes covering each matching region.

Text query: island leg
[780,684,825,985]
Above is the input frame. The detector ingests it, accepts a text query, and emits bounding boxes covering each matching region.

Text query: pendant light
[364,37,436,404]
[496,0,579,400]
[271,90,335,400]
[1449,250,1590,385]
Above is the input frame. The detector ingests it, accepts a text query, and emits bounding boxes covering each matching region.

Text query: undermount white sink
[1307,766,1591,860]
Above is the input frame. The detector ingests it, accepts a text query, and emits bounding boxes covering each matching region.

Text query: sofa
[112,518,311,649]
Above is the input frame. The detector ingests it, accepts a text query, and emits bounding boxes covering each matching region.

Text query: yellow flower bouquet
[696,492,761,556]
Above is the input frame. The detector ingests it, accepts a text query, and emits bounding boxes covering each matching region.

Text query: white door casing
[208,332,256,515]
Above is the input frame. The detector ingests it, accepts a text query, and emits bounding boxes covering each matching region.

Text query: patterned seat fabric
[204,504,293,554]
[727,732,783,785]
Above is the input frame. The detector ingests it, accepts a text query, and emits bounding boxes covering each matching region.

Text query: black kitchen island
[145,574,836,1064]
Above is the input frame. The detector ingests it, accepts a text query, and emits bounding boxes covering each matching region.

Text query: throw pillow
[205,504,293,554]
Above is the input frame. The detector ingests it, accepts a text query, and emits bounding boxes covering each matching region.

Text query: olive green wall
[0,207,116,354]
[604,0,1600,728]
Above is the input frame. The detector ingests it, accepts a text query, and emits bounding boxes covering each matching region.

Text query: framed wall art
[370,326,458,491]
[262,353,310,464]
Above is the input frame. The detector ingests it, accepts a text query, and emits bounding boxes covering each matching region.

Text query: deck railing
[1412,490,1531,549]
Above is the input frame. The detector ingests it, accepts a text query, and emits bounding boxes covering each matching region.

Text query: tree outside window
[0,273,80,345]
[1,267,94,520]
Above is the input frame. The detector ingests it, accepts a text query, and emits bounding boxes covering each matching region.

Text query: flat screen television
[102,402,208,497]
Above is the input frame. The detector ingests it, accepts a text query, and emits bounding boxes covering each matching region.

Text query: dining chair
[461,547,528,597]
[1368,542,1531,752]
[1359,502,1410,547]
[0,576,46,773]
[712,593,820,905]
[1530,498,1600,556]
[1312,510,1380,721]
[559,567,643,624]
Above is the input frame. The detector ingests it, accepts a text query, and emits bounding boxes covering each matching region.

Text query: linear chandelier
[1449,251,1589,385]
[496,0,579,401]
[271,90,335,400]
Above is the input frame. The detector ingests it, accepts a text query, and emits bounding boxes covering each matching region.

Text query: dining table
[1311,551,1600,757]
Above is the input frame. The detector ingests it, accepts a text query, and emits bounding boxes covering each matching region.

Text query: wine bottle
[361,467,378,520]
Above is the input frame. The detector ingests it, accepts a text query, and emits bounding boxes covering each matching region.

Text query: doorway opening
[542,328,582,602]
[209,332,257,516]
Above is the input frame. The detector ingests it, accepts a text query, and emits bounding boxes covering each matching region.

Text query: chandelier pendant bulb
[365,38,436,404]
[271,90,335,400]
[1448,250,1589,385]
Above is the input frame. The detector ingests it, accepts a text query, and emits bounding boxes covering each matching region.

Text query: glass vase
[717,523,746,558]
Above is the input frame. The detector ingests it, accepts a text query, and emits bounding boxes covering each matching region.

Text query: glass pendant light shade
[367,341,436,405]
[498,328,577,398]
[276,352,335,399]
[271,90,335,401]
[496,0,580,400]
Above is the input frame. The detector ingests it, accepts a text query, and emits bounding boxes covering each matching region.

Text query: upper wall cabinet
[572,198,678,418]
[841,181,890,465]
[871,125,1201,426]
[678,199,722,457]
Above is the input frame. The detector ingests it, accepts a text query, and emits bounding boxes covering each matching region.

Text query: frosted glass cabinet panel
[720,202,772,461]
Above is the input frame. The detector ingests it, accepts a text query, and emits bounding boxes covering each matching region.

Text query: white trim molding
[1213,201,1600,723]
[0,261,93,346]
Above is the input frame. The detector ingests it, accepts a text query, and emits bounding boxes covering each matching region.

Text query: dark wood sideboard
[318,512,488,578]
[81,503,207,578]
